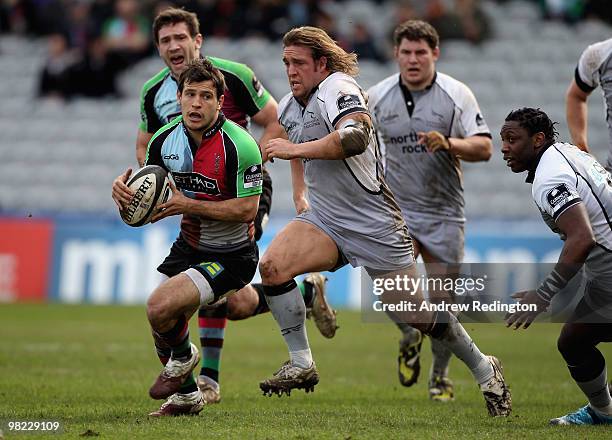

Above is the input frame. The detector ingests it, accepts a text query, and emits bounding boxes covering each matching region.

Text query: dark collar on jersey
[525,141,554,183]
[398,72,437,117]
[183,112,226,150]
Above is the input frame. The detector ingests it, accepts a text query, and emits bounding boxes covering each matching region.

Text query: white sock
[578,367,612,415]
[290,349,313,369]
[432,313,493,386]
[265,282,312,369]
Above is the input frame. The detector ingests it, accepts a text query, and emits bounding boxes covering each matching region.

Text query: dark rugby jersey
[145,114,263,251]
[140,56,271,133]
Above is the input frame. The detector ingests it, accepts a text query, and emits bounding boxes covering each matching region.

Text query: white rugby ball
[120,165,171,227]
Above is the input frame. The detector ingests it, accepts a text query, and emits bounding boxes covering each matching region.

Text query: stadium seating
[0,1,610,220]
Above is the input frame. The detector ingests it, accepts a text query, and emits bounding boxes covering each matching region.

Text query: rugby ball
[120,165,171,227]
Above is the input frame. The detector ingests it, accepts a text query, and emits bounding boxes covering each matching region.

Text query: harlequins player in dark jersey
[115,58,262,415]
[135,8,337,406]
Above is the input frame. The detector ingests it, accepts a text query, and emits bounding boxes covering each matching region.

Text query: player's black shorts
[157,235,259,300]
[254,166,273,241]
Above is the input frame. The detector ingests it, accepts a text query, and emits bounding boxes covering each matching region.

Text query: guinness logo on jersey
[173,172,220,195]
[337,94,361,111]
[243,164,263,188]
[546,183,577,212]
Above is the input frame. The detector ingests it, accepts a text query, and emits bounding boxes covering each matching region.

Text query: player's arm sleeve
[575,43,603,93]
[139,83,163,133]
[221,63,272,117]
[143,130,167,171]
[323,77,369,128]
[533,166,581,222]
[451,83,491,139]
[235,134,264,198]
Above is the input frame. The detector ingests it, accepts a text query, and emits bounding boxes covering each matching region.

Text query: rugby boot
[197,375,221,404]
[305,273,338,338]
[550,405,612,425]
[149,342,200,400]
[429,375,455,402]
[398,330,423,387]
[260,361,319,397]
[149,390,204,417]
[480,355,512,417]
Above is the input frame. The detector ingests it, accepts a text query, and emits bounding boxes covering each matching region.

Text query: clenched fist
[418,131,450,153]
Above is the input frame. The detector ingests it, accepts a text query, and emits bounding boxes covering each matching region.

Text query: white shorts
[403,214,464,264]
[295,209,414,275]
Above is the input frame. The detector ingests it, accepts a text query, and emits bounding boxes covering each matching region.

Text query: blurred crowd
[0,0,609,101]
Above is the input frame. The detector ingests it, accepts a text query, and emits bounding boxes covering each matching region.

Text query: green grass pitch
[1,304,611,439]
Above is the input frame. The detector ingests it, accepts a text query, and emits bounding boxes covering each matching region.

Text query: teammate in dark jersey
[136,8,337,405]
[113,59,262,416]
[502,107,612,425]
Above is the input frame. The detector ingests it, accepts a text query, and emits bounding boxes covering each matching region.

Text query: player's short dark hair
[178,58,225,99]
[505,107,559,142]
[393,20,439,50]
[153,7,200,45]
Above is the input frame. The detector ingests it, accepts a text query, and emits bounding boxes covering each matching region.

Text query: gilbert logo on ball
[120,165,170,227]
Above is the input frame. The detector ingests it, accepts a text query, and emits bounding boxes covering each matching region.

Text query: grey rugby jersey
[278,72,405,237]
[368,72,490,223]
[529,142,612,254]
[575,38,612,170]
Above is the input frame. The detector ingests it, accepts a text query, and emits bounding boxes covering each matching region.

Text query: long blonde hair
[283,26,359,77]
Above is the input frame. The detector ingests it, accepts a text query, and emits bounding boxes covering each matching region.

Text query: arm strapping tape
[536,268,569,304]
[338,118,371,157]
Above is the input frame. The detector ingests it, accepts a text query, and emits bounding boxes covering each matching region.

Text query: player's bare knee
[146,298,167,328]
[226,294,249,320]
[259,257,281,284]
[146,288,175,327]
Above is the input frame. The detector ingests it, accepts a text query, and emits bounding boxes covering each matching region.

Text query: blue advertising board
[46,217,562,307]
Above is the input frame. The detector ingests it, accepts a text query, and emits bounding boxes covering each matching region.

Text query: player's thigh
[420,245,461,303]
[260,220,339,281]
[148,273,201,325]
[560,297,612,347]
[371,265,435,328]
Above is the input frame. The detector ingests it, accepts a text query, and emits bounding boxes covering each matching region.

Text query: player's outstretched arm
[265,113,371,161]
[566,79,591,152]
[505,203,596,329]
[136,130,154,167]
[446,135,492,162]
